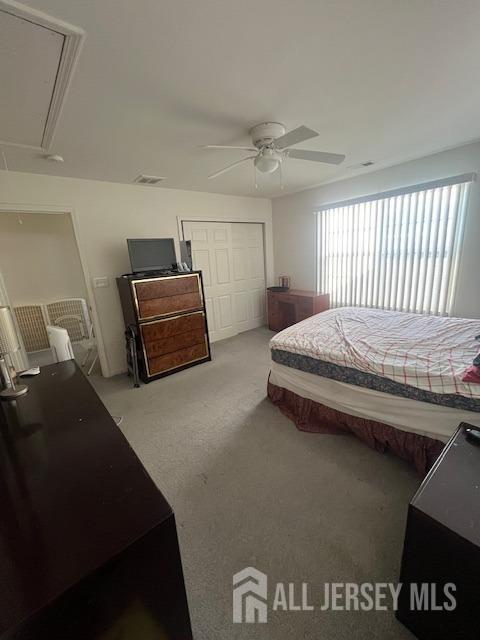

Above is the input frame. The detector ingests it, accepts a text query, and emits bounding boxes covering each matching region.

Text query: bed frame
[268,378,445,475]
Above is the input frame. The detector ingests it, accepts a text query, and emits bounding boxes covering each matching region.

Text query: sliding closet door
[182,221,265,342]
[231,223,266,333]
[182,221,236,342]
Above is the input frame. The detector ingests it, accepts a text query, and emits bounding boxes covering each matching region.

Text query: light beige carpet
[92,327,418,639]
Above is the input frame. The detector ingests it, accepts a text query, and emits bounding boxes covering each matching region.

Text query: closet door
[231,223,266,333]
[182,221,236,342]
[182,222,266,342]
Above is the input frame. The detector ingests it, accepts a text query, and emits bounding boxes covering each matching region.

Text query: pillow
[473,335,480,364]
[462,365,480,384]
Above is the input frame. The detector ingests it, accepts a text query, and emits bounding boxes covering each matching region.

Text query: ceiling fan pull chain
[279,159,284,190]
[254,165,258,190]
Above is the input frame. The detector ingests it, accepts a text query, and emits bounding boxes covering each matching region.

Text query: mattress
[270,307,480,412]
[269,361,480,443]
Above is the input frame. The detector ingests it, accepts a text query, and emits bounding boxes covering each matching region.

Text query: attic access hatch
[0,0,84,150]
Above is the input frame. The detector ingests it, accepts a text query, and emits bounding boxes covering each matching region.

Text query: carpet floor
[92,327,418,639]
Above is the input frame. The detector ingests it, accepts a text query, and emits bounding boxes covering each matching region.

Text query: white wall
[0,171,273,376]
[272,141,480,319]
[0,212,87,306]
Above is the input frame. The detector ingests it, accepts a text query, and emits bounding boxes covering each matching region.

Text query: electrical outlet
[93,277,109,288]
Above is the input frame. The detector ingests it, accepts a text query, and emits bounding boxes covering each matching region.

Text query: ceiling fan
[203,122,345,180]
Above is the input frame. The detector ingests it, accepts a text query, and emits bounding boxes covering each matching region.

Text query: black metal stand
[125,326,140,388]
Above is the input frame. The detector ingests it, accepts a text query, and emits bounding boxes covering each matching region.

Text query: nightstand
[397,423,480,639]
[267,289,329,332]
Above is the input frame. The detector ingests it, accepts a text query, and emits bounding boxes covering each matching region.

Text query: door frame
[177,215,272,287]
[0,203,109,377]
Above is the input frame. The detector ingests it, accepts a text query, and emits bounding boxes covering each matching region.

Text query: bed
[268,307,480,474]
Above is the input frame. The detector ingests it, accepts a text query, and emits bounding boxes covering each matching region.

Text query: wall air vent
[133,175,166,186]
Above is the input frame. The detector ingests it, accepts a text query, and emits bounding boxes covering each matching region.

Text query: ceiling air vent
[133,174,166,186]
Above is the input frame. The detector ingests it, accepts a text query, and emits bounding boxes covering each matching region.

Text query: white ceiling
[2,0,480,197]
[0,9,64,146]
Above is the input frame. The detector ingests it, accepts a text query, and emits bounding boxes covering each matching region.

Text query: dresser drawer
[145,328,206,358]
[297,297,314,310]
[138,292,203,319]
[134,274,200,301]
[141,312,205,342]
[148,342,209,376]
[273,293,296,305]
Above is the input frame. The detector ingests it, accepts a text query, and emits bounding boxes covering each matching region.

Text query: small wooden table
[267,289,330,331]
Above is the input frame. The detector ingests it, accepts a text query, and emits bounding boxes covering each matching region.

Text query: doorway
[182,221,266,342]
[0,211,96,372]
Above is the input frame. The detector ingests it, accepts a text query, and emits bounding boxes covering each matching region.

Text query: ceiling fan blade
[274,126,319,149]
[202,145,257,151]
[208,156,257,179]
[286,149,346,165]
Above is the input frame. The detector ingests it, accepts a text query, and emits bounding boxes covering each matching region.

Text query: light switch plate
[93,276,109,288]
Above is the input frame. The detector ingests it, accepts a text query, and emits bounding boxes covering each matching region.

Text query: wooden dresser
[0,361,192,639]
[267,289,330,331]
[397,423,480,640]
[117,271,211,383]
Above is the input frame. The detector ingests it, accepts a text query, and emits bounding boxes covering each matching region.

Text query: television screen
[127,238,177,273]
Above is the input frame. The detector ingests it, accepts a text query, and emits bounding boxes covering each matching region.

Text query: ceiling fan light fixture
[204,123,345,183]
[254,154,280,174]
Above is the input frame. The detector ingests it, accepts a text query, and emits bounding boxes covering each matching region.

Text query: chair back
[46,299,92,343]
[13,305,50,352]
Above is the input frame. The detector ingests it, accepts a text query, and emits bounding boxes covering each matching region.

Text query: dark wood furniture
[397,423,480,639]
[267,289,330,331]
[0,361,193,639]
[117,271,211,383]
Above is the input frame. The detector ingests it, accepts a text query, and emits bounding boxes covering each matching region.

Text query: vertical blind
[316,174,473,316]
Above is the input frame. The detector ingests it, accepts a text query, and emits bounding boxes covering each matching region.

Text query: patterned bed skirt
[267,378,445,476]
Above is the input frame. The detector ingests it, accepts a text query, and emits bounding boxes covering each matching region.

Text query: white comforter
[270,307,480,400]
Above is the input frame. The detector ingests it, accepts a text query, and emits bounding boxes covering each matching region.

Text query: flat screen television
[127,238,177,273]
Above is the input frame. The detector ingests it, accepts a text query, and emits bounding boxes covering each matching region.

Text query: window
[316,174,473,316]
